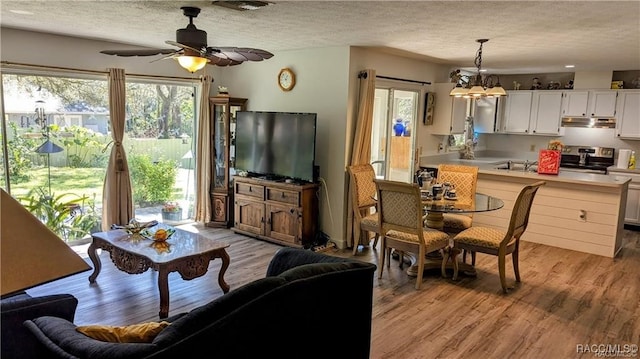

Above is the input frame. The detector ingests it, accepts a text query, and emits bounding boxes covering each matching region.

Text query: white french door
[371,88,419,182]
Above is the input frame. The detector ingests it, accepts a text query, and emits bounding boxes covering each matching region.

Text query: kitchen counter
[422,157,631,188]
[422,156,630,258]
[607,166,640,174]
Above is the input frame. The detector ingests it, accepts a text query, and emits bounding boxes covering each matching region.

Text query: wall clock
[278,68,296,91]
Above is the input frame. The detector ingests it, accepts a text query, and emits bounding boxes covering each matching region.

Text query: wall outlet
[530,144,536,152]
[438,143,444,153]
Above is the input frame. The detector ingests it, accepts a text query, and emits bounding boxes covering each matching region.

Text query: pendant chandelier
[450,39,507,98]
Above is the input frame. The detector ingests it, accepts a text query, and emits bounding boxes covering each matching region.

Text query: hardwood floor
[27,224,640,358]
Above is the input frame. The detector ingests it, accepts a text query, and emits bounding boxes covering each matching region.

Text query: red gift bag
[538,149,561,174]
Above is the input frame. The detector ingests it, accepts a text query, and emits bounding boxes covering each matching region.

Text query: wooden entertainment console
[232,176,320,248]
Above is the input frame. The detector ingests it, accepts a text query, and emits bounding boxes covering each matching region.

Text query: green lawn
[12,167,106,205]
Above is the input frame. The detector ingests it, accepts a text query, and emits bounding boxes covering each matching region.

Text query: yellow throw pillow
[76,321,170,343]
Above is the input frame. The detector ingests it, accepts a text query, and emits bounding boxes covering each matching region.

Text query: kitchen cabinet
[615,90,640,139]
[472,96,504,133]
[561,90,617,117]
[530,91,563,135]
[232,176,319,248]
[503,90,563,135]
[431,83,467,135]
[588,90,617,117]
[207,96,247,228]
[608,169,640,226]
[503,91,532,133]
[561,91,589,117]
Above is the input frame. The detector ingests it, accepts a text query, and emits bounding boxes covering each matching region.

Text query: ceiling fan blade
[149,50,185,63]
[166,40,206,55]
[208,47,274,62]
[100,49,177,57]
[203,54,243,67]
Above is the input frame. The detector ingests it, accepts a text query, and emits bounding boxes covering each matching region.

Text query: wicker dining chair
[450,181,546,293]
[375,179,450,290]
[436,164,479,234]
[347,164,381,255]
[436,164,479,264]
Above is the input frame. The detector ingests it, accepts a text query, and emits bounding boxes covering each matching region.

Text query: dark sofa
[1,292,79,359]
[24,247,377,359]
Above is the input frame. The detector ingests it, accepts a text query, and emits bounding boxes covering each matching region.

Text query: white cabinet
[530,91,563,135]
[608,170,640,226]
[561,91,589,117]
[561,90,617,117]
[472,96,504,134]
[503,91,532,133]
[615,90,640,139]
[589,90,618,117]
[432,83,468,135]
[503,90,562,135]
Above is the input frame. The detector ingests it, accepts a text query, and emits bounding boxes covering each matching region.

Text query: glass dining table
[421,192,505,231]
[404,192,505,277]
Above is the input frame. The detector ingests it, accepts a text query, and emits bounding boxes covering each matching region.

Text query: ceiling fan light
[177,56,208,73]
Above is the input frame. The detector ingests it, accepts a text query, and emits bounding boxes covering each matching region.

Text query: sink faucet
[524,160,538,171]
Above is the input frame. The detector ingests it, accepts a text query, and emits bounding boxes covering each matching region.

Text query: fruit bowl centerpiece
[140,227,176,242]
[112,219,158,236]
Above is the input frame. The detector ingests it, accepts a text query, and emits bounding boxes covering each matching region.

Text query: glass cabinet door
[208,96,247,228]
[212,102,228,191]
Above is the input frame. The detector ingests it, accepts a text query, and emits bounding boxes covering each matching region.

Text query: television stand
[232,176,320,248]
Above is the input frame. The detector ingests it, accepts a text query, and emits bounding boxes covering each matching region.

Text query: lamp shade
[466,85,487,97]
[1,189,91,297]
[486,85,507,97]
[449,84,469,97]
[177,56,208,73]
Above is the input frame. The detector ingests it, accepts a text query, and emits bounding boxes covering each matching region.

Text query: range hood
[561,117,616,128]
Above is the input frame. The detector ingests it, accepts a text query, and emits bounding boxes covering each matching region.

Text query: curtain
[346,69,376,248]
[194,75,213,223]
[101,68,133,229]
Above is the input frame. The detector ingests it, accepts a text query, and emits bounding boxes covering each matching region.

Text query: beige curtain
[194,75,213,223]
[102,68,133,229]
[346,69,376,248]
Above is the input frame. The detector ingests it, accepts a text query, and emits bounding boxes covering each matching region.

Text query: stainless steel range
[560,146,615,174]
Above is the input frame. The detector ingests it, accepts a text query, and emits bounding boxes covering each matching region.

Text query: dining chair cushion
[453,226,506,249]
[361,213,378,229]
[442,213,473,231]
[386,229,449,246]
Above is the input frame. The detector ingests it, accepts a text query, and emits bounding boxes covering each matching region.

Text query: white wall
[215,46,351,246]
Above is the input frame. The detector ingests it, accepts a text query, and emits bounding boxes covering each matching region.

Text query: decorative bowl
[141,227,176,242]
[112,219,158,235]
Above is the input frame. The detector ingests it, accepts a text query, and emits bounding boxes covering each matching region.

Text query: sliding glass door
[371,88,419,182]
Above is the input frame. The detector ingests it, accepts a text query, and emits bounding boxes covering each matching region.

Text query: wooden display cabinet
[232,176,320,248]
[207,96,247,228]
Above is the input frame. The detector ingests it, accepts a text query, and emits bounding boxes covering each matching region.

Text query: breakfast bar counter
[421,157,631,258]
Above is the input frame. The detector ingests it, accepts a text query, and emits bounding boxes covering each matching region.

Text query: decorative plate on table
[140,228,176,242]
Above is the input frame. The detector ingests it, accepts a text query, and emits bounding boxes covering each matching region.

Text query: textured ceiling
[1,1,639,74]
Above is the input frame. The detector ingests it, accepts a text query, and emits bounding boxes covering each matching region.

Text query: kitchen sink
[493,160,538,172]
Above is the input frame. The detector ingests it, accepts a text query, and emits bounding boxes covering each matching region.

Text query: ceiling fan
[100,6,274,72]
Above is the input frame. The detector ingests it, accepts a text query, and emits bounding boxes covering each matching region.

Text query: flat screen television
[235,111,317,183]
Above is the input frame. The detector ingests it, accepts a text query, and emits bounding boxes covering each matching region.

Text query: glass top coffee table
[88,224,230,318]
